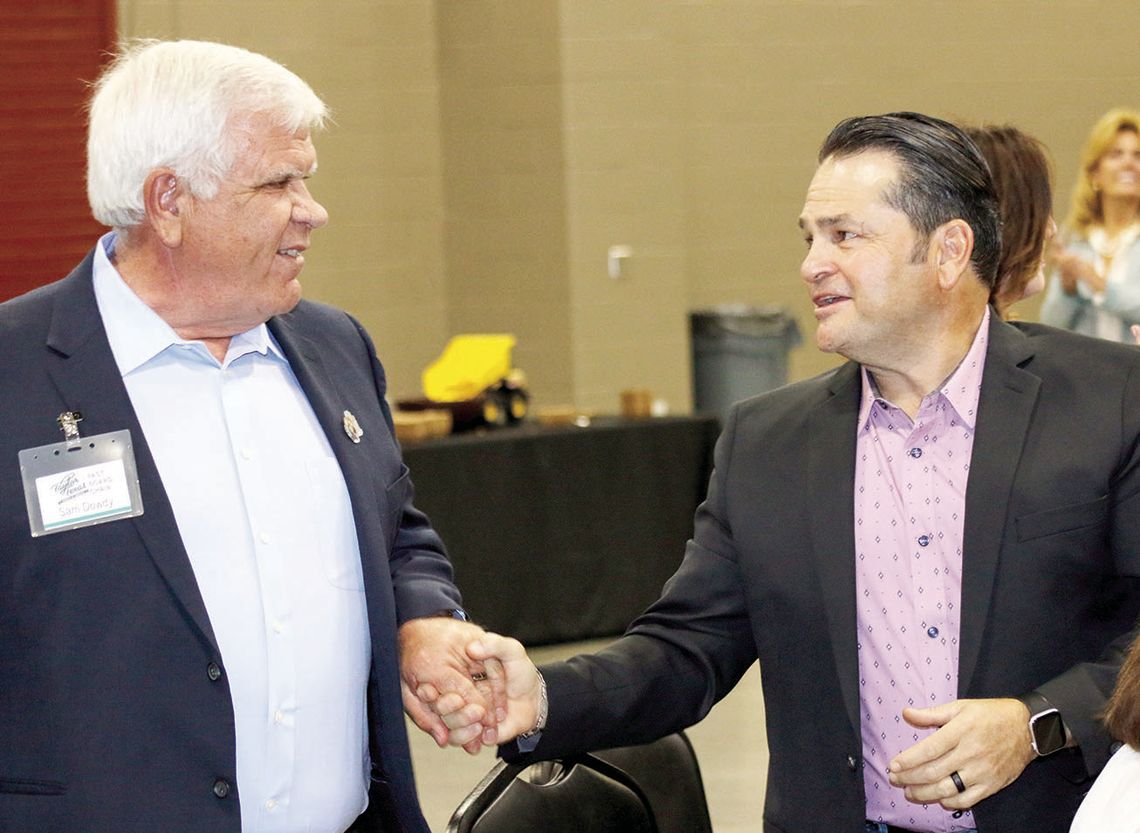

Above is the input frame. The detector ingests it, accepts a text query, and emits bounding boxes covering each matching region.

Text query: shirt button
[908,447,922,458]
[265,798,278,811]
[917,535,930,547]
[241,448,252,460]
[259,532,271,545]
[207,662,222,682]
[274,709,284,724]
[272,621,284,634]
[213,778,231,799]
[927,626,939,638]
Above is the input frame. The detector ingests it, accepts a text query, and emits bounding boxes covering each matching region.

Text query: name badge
[19,429,144,537]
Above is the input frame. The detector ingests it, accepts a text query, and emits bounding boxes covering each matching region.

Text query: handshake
[398,617,546,754]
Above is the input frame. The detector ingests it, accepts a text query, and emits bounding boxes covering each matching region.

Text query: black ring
[950,770,966,794]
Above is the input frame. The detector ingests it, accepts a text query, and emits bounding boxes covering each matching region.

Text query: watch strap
[1016,690,1054,720]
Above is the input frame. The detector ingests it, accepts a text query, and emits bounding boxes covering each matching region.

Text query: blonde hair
[1064,107,1140,235]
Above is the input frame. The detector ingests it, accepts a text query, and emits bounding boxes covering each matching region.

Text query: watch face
[1030,708,1066,756]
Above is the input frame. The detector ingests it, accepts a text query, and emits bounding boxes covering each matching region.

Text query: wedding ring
[950,770,966,794]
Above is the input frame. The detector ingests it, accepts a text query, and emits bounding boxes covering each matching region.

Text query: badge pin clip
[57,411,84,448]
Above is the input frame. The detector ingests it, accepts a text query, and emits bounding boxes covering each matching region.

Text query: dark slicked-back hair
[819,112,1002,290]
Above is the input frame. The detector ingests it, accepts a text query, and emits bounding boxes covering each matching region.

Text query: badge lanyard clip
[57,410,84,448]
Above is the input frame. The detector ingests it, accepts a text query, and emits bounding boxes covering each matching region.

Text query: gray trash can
[690,305,802,422]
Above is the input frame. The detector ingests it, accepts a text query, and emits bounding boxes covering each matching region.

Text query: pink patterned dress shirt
[855,309,990,832]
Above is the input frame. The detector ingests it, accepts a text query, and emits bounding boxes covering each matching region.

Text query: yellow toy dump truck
[400,334,529,431]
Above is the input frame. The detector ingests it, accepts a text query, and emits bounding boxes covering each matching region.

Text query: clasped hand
[400,627,543,755]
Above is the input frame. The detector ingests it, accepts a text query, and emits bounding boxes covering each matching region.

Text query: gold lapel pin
[343,410,364,444]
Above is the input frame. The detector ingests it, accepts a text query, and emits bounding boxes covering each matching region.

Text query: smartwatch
[1017,690,1067,757]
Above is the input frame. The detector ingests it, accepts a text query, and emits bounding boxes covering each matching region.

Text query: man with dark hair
[433,112,1140,833]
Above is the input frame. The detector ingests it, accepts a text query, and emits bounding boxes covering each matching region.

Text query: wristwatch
[1017,690,1067,757]
[434,608,471,622]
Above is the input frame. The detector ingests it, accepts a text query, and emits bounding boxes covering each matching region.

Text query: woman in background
[1069,634,1140,832]
[1040,107,1140,340]
[965,124,1055,316]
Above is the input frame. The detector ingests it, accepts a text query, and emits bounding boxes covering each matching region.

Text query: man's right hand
[423,632,544,748]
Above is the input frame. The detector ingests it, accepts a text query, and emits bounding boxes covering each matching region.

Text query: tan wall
[436,0,574,407]
[118,0,1140,410]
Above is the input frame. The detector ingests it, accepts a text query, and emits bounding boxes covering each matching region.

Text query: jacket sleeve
[504,405,759,762]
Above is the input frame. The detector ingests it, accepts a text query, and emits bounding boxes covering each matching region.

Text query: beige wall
[436,0,574,407]
[118,0,1140,411]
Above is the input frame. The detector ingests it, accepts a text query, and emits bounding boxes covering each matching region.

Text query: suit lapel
[808,362,863,733]
[266,312,362,494]
[958,316,1038,694]
[267,313,391,609]
[44,256,220,652]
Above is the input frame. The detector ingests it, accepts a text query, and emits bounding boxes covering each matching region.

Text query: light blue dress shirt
[92,234,371,833]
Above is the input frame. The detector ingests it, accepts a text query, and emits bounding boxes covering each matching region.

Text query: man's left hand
[888,698,1035,810]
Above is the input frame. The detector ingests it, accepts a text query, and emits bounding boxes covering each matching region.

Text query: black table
[401,415,720,645]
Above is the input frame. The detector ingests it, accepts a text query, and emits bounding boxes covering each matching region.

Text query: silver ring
[950,770,966,794]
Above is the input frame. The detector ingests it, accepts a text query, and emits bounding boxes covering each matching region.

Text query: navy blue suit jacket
[0,251,457,833]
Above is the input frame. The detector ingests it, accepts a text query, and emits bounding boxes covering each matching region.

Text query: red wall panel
[0,2,116,301]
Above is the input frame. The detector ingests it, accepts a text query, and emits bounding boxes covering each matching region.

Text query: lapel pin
[343,410,364,444]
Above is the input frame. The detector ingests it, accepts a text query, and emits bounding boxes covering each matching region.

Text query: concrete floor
[407,638,769,833]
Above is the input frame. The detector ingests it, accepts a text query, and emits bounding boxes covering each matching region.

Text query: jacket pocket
[1016,495,1108,543]
[0,778,66,796]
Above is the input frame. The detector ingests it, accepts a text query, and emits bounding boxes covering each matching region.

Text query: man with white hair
[0,39,495,833]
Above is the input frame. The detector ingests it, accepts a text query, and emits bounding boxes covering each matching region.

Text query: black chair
[446,731,712,833]
[594,731,714,833]
[446,753,656,833]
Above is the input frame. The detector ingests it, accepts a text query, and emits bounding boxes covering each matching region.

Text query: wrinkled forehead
[226,113,320,175]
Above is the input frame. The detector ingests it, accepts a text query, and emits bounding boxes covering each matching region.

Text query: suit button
[207,662,222,681]
[847,755,858,772]
[213,778,231,798]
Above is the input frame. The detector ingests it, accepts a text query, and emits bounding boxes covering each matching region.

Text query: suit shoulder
[0,277,70,344]
[1010,320,1140,374]
[280,297,356,329]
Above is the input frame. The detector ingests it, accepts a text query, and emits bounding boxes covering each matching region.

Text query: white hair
[87,39,328,230]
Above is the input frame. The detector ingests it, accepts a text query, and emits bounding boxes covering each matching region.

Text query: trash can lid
[690,304,802,341]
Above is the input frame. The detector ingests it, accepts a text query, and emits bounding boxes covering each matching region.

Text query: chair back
[446,753,657,833]
[594,731,714,833]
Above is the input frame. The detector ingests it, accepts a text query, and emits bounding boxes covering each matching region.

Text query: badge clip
[57,410,84,447]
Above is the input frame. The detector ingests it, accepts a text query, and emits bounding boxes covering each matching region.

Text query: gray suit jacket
[0,251,457,833]
[510,314,1140,833]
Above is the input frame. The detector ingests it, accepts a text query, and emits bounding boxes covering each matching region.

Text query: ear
[932,219,974,291]
[142,169,185,248]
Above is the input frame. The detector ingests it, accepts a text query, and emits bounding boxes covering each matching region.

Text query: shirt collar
[92,232,282,375]
[858,306,990,431]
